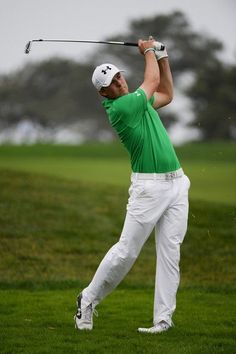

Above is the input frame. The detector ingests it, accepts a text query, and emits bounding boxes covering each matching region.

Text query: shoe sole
[137,327,170,334]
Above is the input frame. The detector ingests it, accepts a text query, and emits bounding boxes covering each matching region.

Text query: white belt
[131,168,184,181]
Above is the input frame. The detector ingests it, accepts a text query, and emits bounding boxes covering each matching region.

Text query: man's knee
[116,239,139,263]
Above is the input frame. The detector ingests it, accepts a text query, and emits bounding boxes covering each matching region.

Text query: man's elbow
[165,92,173,105]
[168,94,174,104]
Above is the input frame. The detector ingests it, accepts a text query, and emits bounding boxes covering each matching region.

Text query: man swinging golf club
[74,36,190,334]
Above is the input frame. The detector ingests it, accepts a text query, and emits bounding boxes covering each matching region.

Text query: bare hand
[138,37,156,55]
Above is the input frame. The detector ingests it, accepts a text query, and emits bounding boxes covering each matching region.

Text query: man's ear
[99,88,108,98]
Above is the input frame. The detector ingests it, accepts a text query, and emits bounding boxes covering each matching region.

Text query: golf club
[24,39,165,54]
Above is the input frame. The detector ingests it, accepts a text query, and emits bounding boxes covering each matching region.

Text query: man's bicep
[139,82,156,101]
[152,92,172,109]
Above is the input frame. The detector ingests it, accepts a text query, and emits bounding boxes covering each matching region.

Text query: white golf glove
[154,42,168,61]
[148,36,168,61]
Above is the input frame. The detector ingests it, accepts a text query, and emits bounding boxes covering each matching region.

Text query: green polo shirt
[102,88,181,173]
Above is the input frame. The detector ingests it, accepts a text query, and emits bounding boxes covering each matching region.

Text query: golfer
[74,37,190,333]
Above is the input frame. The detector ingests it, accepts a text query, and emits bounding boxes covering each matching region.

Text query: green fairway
[0,142,235,353]
[0,142,235,204]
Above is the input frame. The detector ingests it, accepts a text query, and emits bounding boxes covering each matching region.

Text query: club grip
[124,41,165,51]
[123,42,138,47]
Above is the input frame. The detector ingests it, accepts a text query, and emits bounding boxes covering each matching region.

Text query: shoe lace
[157,320,172,329]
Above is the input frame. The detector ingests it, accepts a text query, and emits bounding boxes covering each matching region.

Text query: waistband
[131,168,184,181]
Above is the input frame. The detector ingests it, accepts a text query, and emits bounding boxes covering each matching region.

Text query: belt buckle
[165,171,176,180]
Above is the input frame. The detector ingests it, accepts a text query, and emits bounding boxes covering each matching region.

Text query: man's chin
[120,88,129,96]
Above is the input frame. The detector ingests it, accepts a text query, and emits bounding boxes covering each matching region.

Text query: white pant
[82,171,190,326]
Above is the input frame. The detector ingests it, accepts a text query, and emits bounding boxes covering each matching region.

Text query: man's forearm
[138,39,161,100]
[144,50,160,88]
[157,58,174,100]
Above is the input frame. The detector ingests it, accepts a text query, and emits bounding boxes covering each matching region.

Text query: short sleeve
[149,95,155,106]
[112,88,149,126]
[115,89,147,113]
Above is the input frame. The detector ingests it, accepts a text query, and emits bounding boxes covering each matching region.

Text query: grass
[0,169,235,286]
[0,141,235,204]
[0,142,236,353]
[1,288,236,354]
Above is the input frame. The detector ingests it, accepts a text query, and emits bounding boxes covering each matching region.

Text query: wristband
[144,48,156,55]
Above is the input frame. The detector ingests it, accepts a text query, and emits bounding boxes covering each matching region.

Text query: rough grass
[0,170,235,287]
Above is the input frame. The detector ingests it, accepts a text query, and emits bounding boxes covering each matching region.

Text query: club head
[25,41,32,54]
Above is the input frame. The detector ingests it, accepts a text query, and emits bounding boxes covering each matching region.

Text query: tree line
[0,11,235,140]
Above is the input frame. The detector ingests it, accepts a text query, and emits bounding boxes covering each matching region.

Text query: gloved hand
[154,42,168,61]
[148,36,168,61]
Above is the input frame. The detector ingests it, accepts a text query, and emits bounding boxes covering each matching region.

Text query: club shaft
[25,39,165,54]
[31,39,138,46]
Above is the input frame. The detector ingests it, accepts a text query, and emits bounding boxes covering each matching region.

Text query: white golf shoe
[74,293,97,330]
[138,321,171,334]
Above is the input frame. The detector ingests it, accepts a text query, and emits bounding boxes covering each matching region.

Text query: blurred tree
[186,61,236,140]
[0,11,235,141]
[94,11,233,136]
[95,11,222,85]
[0,59,108,132]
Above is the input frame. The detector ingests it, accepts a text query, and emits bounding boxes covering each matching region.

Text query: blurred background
[0,0,235,145]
